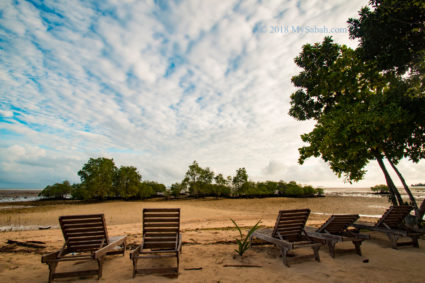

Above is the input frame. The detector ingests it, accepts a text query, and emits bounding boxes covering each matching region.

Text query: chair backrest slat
[316,214,359,234]
[59,214,109,252]
[143,208,180,250]
[272,209,310,242]
[376,205,412,228]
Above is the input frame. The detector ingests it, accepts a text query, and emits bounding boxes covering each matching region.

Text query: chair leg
[97,257,104,279]
[176,252,180,275]
[122,241,127,256]
[313,246,320,262]
[411,236,419,248]
[281,248,290,267]
[327,241,336,258]
[386,233,399,249]
[132,256,138,278]
[47,261,57,283]
[353,240,362,256]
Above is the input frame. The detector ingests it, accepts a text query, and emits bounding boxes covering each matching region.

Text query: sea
[0,189,43,203]
[0,187,424,203]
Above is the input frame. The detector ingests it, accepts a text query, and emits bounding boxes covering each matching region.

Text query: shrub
[370,184,389,194]
[39,180,72,199]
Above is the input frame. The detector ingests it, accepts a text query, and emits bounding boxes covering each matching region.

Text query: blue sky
[1,0,424,189]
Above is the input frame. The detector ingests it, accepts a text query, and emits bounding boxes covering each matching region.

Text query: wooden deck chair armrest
[57,239,69,258]
[306,231,342,242]
[343,230,370,240]
[276,232,294,250]
[94,235,127,259]
[41,251,60,263]
[352,223,374,230]
[301,228,315,241]
[130,245,142,260]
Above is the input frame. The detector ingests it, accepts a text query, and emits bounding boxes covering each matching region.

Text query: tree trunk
[375,156,402,206]
[419,198,425,223]
[386,157,419,218]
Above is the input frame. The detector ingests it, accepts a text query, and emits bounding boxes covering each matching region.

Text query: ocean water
[0,189,43,203]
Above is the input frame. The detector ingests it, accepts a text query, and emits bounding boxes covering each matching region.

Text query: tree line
[39,158,323,200]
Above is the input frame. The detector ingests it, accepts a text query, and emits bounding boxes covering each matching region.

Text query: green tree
[212,174,231,197]
[39,180,71,199]
[348,0,425,74]
[289,37,425,211]
[77,157,117,200]
[182,161,215,196]
[170,182,183,197]
[232,168,248,196]
[142,181,166,195]
[114,166,142,199]
[348,1,425,221]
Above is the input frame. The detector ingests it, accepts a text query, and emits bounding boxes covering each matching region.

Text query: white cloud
[2,0,424,189]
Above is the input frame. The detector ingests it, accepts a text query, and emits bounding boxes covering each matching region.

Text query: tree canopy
[348,0,425,73]
[289,36,425,209]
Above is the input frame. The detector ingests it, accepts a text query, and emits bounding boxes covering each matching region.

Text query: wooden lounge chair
[353,205,421,249]
[130,208,182,277]
[41,214,127,282]
[306,214,369,257]
[250,209,320,267]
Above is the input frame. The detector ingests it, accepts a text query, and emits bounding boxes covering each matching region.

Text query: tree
[348,0,425,74]
[39,180,71,199]
[114,166,142,199]
[77,157,117,200]
[182,161,215,196]
[348,0,425,221]
[232,168,248,195]
[170,182,183,197]
[289,37,425,217]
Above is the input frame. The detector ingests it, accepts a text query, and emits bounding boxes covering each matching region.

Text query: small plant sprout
[231,219,262,256]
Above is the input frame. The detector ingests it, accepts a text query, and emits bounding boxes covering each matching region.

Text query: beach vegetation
[231,219,262,256]
[78,157,116,200]
[43,158,323,201]
[370,184,389,194]
[39,180,72,199]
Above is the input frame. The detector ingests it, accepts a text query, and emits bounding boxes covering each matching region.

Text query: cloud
[2,0,424,189]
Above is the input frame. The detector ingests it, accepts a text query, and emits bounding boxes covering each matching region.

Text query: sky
[1,0,424,189]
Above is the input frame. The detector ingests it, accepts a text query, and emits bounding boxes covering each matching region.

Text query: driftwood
[184,267,203,270]
[7,240,46,249]
[38,226,51,230]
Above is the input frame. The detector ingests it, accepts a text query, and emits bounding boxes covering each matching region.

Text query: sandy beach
[1,196,424,282]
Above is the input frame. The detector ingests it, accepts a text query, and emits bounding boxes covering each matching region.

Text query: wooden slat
[277,219,307,225]
[144,237,176,242]
[144,218,179,223]
[62,223,104,229]
[60,219,104,225]
[272,209,309,239]
[144,223,179,228]
[59,214,103,220]
[144,228,179,233]
[143,213,179,217]
[277,222,304,228]
[145,232,177,237]
[143,208,180,212]
[144,242,176,249]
